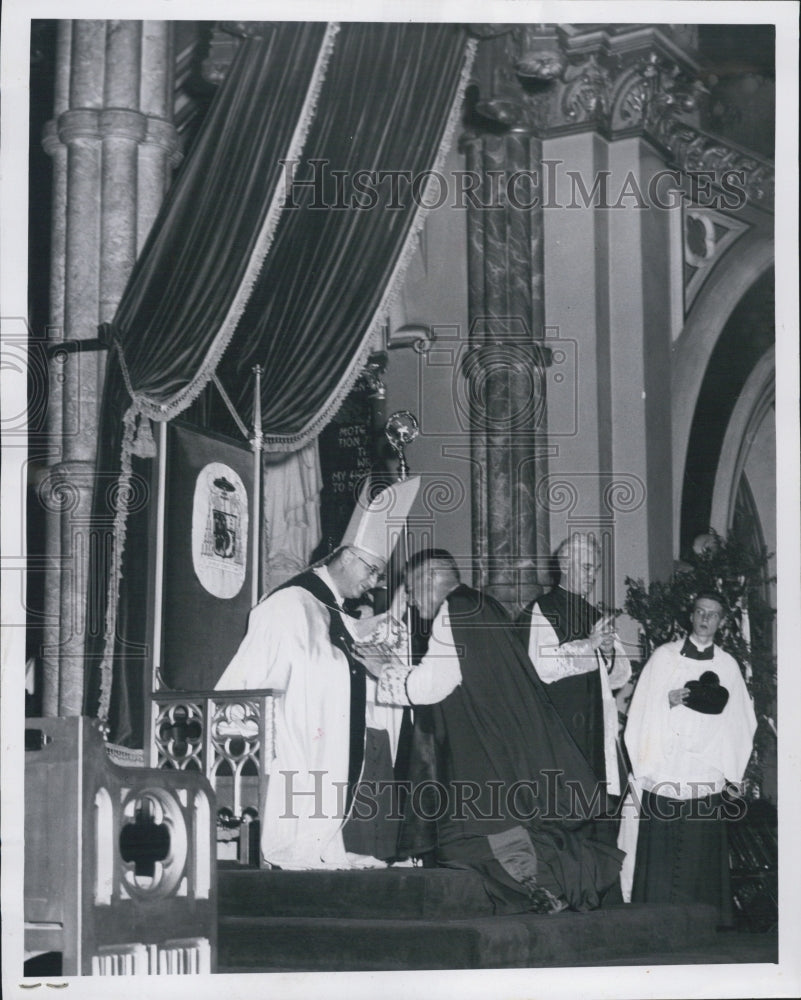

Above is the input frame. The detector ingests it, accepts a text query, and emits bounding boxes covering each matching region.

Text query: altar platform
[217,865,778,973]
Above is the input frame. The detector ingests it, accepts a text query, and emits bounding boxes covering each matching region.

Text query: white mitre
[339,476,420,563]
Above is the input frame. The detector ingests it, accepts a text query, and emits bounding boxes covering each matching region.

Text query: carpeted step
[510,902,721,967]
[219,915,513,970]
[217,903,721,972]
[580,928,778,967]
[218,866,495,920]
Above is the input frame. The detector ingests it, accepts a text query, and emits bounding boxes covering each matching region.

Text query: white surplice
[526,607,631,796]
[624,639,757,800]
[617,638,757,900]
[216,578,353,870]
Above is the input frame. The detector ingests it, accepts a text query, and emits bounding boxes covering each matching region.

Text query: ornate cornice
[467,23,774,212]
[645,113,774,209]
[469,25,701,137]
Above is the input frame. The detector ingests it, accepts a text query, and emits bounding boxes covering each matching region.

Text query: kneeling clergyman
[215,477,419,870]
[369,548,623,914]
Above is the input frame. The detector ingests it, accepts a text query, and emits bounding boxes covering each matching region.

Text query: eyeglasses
[354,553,386,585]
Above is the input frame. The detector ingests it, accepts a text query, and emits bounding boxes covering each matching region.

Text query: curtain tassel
[131,412,157,459]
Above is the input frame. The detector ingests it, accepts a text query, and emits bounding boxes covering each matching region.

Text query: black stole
[274,570,367,808]
[394,608,440,860]
[521,587,606,783]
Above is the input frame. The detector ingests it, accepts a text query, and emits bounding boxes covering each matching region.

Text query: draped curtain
[87,21,475,741]
[213,23,473,445]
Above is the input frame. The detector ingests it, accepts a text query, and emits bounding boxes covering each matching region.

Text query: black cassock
[399,584,622,913]
[519,587,608,783]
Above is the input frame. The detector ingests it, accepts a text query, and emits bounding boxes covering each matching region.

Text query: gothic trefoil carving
[683,207,751,313]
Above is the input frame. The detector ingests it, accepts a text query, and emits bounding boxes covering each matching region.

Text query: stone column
[138,21,175,244]
[461,23,706,609]
[41,20,179,717]
[40,21,71,717]
[462,129,549,610]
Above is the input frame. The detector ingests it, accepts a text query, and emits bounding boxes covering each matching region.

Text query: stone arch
[671,232,774,554]
[710,346,775,537]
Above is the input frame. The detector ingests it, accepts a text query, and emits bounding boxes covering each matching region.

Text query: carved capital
[559,57,612,128]
[467,23,773,212]
[470,23,702,139]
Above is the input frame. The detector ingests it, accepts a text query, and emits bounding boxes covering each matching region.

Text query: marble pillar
[41,20,179,717]
[462,130,549,609]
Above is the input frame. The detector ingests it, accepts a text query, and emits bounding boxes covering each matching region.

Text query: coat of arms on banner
[191,462,249,599]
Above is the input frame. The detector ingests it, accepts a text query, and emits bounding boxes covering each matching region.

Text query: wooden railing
[24,717,216,976]
[149,689,275,865]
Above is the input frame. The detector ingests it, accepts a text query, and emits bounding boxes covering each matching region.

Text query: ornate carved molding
[470,25,702,137]
[645,113,774,209]
[468,23,774,212]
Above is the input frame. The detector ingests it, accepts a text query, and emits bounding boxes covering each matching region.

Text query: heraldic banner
[161,422,256,691]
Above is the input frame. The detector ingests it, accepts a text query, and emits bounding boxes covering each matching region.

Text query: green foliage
[623,530,776,796]
[624,530,773,662]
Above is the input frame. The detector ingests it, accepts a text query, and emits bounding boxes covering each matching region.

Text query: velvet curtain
[87,22,474,741]
[96,22,336,488]
[212,23,472,446]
